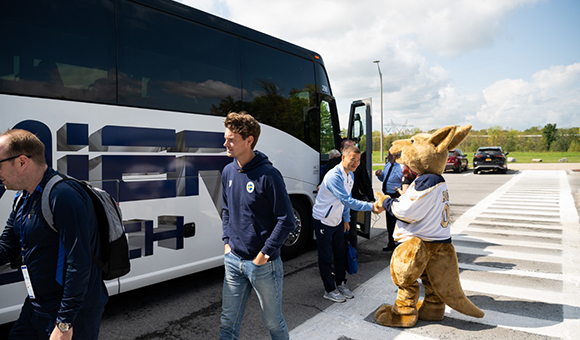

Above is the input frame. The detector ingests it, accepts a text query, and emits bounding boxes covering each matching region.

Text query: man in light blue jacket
[312,145,382,303]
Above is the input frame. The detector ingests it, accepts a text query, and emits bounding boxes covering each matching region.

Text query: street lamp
[373,60,384,163]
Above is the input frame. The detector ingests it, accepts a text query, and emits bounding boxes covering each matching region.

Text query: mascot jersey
[384,173,451,242]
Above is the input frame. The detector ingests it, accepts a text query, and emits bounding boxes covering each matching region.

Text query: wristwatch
[262,252,270,259]
[57,322,72,332]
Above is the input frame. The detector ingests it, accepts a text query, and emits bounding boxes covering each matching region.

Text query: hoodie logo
[246,182,255,193]
[229,180,232,187]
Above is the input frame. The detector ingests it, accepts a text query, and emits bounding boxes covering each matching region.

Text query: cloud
[178,0,576,131]
[475,63,580,129]
[412,0,534,56]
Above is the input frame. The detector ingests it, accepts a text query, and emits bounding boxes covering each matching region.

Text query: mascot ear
[447,125,472,150]
[428,126,456,153]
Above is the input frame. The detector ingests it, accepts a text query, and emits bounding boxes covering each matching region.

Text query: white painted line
[458,263,580,283]
[448,308,575,339]
[464,220,563,231]
[459,279,577,306]
[454,245,562,263]
[461,226,563,238]
[291,170,580,339]
[452,234,563,250]
[483,209,561,217]
[477,213,560,223]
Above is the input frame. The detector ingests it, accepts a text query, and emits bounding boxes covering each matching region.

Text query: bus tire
[281,197,311,260]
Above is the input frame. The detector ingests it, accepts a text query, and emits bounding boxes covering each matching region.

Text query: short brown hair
[1,129,46,165]
[224,111,261,149]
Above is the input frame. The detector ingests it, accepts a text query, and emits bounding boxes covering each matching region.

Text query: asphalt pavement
[291,166,580,339]
[2,164,579,339]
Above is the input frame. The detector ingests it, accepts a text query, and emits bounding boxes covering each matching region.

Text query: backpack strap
[41,173,68,233]
[40,172,108,274]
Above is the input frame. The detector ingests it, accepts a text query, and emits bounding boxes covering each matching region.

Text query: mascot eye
[411,139,415,144]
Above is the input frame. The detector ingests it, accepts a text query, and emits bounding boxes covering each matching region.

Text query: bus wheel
[282,198,311,260]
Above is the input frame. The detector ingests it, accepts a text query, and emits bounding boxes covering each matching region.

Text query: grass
[502,152,580,163]
[371,151,580,171]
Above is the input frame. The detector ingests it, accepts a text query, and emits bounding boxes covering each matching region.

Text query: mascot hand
[373,192,389,214]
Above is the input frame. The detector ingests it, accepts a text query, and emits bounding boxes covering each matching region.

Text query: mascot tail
[425,244,485,318]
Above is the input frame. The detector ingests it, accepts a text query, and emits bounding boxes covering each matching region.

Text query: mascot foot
[417,300,446,321]
[375,304,418,328]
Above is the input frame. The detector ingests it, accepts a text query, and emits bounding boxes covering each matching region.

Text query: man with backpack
[0,129,108,340]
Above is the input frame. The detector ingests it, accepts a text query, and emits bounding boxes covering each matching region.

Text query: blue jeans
[220,251,288,340]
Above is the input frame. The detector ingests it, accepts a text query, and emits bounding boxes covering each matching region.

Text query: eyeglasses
[0,154,31,163]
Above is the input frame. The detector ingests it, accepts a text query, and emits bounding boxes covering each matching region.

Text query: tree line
[370,124,580,153]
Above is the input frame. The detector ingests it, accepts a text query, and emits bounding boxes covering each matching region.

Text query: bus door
[347,98,373,239]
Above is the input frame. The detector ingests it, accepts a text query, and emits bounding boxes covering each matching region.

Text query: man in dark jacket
[0,129,108,340]
[220,112,295,340]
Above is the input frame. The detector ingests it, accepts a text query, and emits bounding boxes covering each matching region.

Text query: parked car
[473,146,509,174]
[446,149,468,173]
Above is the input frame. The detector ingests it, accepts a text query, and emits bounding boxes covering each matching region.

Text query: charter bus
[0,0,373,324]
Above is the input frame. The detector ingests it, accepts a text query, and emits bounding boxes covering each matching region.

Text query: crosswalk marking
[455,170,580,338]
[290,170,580,339]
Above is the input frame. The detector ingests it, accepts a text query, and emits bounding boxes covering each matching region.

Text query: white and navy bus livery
[0,0,372,324]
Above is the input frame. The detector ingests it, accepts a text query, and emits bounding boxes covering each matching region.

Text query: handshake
[371,192,388,214]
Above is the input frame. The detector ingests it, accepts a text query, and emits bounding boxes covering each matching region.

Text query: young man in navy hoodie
[220,112,295,340]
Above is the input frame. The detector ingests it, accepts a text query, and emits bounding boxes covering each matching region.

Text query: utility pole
[373,60,384,163]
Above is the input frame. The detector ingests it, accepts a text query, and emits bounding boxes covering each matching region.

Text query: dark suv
[473,147,509,174]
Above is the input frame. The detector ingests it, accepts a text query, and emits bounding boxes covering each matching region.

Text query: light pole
[373,60,384,163]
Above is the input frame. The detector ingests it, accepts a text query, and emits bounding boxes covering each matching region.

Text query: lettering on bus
[0,120,229,285]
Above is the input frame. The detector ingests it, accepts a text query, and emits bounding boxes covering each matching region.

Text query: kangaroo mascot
[374,125,484,328]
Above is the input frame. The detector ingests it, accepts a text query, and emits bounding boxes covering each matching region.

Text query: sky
[178,0,580,133]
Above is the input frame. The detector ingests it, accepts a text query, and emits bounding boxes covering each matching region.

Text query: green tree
[552,127,577,152]
[487,126,506,147]
[504,129,518,152]
[569,139,580,152]
[371,130,381,152]
[542,123,557,151]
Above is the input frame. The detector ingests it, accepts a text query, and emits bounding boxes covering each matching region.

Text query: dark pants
[9,298,104,340]
[313,219,346,293]
[385,191,400,248]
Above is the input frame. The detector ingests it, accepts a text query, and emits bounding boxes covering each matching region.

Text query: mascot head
[389,125,472,175]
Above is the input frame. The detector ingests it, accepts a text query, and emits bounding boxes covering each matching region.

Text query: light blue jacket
[312,163,373,226]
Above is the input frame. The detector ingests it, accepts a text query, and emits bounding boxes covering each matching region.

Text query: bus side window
[0,0,116,103]
[116,0,241,115]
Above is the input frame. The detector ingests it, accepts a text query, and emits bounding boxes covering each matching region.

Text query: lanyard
[18,185,42,263]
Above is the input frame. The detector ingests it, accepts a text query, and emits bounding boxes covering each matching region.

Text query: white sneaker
[337,283,354,299]
[323,289,346,303]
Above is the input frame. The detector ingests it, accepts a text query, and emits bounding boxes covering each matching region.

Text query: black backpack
[40,173,131,280]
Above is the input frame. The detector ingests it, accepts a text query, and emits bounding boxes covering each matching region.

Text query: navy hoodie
[221,150,295,261]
